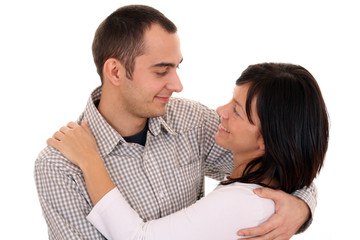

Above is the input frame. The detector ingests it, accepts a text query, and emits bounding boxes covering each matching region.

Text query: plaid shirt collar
[83,86,177,158]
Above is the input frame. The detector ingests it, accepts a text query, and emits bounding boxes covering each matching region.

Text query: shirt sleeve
[200,105,234,181]
[34,151,105,239]
[87,185,275,240]
[292,182,318,233]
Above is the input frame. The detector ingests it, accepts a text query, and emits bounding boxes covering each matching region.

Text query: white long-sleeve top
[87,182,275,240]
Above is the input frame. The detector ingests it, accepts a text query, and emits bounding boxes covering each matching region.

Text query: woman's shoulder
[211,182,275,222]
[215,182,264,194]
[215,182,273,202]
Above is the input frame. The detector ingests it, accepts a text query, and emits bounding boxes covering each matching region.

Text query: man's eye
[156,71,168,76]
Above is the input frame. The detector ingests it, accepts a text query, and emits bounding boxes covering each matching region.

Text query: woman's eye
[233,106,240,116]
[233,106,244,119]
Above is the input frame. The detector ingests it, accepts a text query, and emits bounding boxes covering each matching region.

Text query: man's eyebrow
[151,58,183,68]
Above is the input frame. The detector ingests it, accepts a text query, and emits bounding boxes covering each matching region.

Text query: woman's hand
[47,120,100,169]
[47,120,115,205]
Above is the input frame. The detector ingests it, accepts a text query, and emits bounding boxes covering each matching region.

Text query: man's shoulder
[165,97,217,129]
[35,146,80,175]
[167,97,208,109]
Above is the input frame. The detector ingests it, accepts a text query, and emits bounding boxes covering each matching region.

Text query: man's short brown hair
[92,5,177,82]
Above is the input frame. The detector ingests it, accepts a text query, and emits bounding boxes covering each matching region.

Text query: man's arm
[292,183,317,233]
[34,150,105,239]
[237,184,317,239]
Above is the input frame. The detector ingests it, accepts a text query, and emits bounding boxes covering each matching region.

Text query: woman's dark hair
[222,63,329,193]
[92,5,177,82]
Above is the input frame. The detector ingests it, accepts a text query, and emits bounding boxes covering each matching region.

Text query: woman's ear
[258,134,265,152]
[103,58,124,86]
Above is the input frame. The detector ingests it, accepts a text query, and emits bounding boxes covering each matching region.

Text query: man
[35,5,315,239]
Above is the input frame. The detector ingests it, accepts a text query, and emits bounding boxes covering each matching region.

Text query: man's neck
[97,94,147,137]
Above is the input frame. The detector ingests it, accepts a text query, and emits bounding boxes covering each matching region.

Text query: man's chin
[146,105,167,118]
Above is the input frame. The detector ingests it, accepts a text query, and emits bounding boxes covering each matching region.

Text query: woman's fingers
[47,136,62,151]
[67,121,79,129]
[59,126,70,134]
[81,120,92,135]
[53,131,64,141]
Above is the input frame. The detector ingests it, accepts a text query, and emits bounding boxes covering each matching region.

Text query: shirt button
[158,191,165,199]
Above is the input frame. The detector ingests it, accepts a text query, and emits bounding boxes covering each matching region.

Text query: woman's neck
[230,152,258,179]
[230,153,279,188]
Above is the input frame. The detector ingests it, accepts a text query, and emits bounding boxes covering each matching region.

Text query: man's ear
[103,58,125,86]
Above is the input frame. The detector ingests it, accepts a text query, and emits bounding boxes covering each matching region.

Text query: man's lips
[155,96,171,102]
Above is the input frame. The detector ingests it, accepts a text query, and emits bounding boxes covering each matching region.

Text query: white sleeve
[87,184,275,240]
[87,188,144,240]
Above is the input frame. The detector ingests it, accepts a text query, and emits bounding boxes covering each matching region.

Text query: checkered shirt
[34,86,316,239]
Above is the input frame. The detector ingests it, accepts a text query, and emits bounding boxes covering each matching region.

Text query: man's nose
[167,72,183,93]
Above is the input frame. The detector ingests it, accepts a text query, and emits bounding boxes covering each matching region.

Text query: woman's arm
[87,183,275,240]
[47,120,115,205]
[47,121,275,240]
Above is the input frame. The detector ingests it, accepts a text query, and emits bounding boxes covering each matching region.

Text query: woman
[48,63,329,239]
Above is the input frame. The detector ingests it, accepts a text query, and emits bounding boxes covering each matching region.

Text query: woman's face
[215,84,265,158]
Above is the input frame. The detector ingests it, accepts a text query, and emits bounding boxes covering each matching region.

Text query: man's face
[119,24,183,119]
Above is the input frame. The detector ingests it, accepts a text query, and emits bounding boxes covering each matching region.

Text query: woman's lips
[218,123,230,133]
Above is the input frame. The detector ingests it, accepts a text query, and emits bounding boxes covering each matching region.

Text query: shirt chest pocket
[174,134,199,167]
[173,134,202,187]
[172,137,202,203]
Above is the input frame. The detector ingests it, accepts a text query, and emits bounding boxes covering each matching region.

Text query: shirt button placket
[143,148,168,216]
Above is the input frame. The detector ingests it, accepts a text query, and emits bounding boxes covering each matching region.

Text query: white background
[1,0,359,239]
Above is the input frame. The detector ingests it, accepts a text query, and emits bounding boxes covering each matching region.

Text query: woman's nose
[216,104,229,119]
